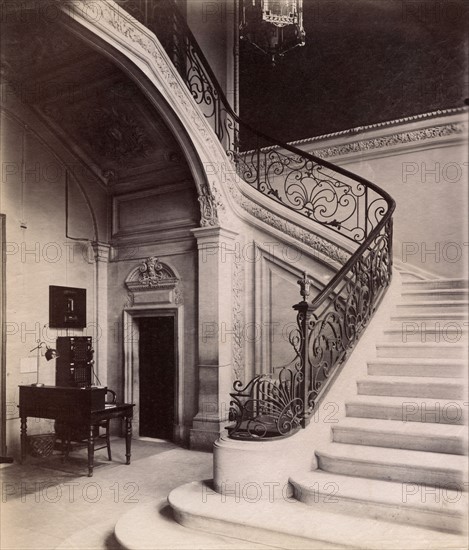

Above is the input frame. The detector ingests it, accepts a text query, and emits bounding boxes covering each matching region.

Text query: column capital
[191,226,239,244]
[91,241,111,263]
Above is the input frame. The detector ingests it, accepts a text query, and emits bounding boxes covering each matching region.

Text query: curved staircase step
[401,289,469,302]
[356,376,465,399]
[376,342,466,359]
[367,358,466,378]
[345,396,467,425]
[391,312,468,322]
[315,443,468,489]
[331,417,467,454]
[395,301,469,315]
[167,481,468,550]
[290,470,467,534]
[402,279,468,291]
[383,324,468,343]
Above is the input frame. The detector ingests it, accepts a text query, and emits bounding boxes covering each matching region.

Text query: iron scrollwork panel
[228,224,392,440]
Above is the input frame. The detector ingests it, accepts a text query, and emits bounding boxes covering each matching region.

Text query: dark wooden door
[138,316,175,439]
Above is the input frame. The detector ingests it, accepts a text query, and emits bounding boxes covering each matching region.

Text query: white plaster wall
[295,111,468,279]
[0,108,108,457]
[345,144,468,279]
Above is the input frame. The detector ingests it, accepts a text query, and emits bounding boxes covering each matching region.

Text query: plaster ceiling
[1,13,192,194]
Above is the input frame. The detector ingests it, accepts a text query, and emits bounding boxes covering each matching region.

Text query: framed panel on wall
[49,285,86,328]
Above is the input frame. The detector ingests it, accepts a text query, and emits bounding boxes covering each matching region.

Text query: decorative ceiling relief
[80,106,153,164]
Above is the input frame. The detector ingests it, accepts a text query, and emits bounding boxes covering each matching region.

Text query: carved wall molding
[239,119,467,164]
[231,252,245,381]
[313,122,467,160]
[198,183,225,227]
[125,256,183,308]
[287,108,468,147]
[91,241,111,263]
[174,286,184,306]
[126,256,178,290]
[225,177,351,265]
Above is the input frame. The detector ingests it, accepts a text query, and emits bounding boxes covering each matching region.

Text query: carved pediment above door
[125,256,183,306]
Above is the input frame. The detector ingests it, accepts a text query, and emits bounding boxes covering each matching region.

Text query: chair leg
[65,428,71,461]
[61,436,66,463]
[106,421,112,461]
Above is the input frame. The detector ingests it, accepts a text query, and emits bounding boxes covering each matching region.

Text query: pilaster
[190,226,239,450]
[91,241,110,387]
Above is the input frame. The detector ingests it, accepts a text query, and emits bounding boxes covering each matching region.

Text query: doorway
[138,316,176,440]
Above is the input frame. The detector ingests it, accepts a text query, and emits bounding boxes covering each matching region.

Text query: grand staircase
[290,277,468,536]
[162,277,468,549]
[58,1,468,547]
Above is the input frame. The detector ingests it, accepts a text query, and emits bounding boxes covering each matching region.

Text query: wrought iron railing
[115,0,395,439]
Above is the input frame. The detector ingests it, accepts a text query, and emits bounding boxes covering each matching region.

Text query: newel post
[294,272,314,429]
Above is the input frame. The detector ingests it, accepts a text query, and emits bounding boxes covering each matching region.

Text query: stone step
[331,417,467,454]
[401,289,469,302]
[164,481,469,550]
[391,311,468,322]
[290,470,468,534]
[315,443,468,489]
[395,301,469,315]
[356,376,465,399]
[367,358,466,378]
[383,323,468,343]
[345,396,467,425]
[402,279,468,291]
[376,342,466,359]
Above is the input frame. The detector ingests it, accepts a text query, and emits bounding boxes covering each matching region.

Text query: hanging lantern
[240,0,306,64]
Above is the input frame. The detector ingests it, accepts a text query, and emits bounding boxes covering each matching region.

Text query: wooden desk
[18,385,134,477]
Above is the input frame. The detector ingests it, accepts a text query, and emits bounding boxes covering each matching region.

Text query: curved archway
[59,7,224,228]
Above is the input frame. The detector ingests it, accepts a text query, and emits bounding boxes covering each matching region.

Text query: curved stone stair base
[292,277,468,537]
[148,276,468,550]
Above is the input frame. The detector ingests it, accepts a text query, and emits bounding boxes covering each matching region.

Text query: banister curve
[117,0,395,440]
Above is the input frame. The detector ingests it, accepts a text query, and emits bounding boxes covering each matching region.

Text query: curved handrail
[116,0,395,440]
[115,0,394,236]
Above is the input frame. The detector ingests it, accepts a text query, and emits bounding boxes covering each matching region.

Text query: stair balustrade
[115,0,396,440]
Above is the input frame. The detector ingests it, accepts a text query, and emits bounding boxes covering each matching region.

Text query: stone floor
[0,438,215,550]
[2,438,467,550]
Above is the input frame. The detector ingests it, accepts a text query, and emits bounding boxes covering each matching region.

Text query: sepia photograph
[0,0,468,548]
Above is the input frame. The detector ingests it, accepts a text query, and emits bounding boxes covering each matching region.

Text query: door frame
[123,306,183,443]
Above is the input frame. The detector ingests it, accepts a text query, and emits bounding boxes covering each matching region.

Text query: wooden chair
[96,389,117,460]
[57,389,117,461]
